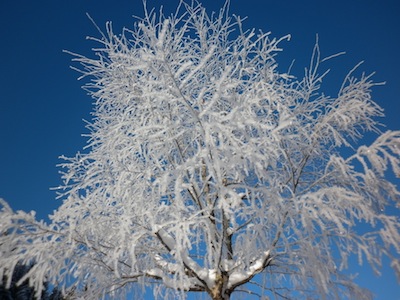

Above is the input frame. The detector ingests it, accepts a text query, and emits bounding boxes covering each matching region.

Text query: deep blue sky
[0,0,399,299]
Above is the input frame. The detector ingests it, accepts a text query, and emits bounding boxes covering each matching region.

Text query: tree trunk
[210,272,231,300]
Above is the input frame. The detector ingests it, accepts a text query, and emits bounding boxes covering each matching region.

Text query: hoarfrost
[0,1,399,300]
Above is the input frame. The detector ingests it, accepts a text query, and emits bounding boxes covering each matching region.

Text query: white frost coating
[179,46,216,89]
[156,19,170,50]
[155,228,177,251]
[0,2,399,300]
[249,251,270,273]
[227,251,270,289]
[195,268,217,289]
[156,228,208,282]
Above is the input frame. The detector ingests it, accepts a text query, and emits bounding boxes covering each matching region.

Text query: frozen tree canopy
[1,1,399,299]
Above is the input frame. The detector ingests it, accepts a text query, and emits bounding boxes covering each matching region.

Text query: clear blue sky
[0,0,399,299]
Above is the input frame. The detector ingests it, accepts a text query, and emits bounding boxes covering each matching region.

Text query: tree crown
[1,1,399,299]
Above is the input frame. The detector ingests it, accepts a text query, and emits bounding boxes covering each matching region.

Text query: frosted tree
[1,1,400,299]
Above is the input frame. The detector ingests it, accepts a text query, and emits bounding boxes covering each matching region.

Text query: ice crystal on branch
[1,1,399,299]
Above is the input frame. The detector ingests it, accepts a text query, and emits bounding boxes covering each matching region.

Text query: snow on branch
[228,251,272,290]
